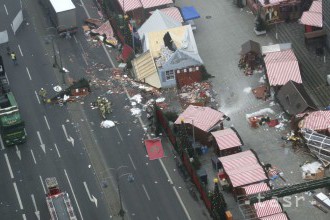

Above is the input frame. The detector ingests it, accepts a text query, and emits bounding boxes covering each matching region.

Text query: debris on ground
[178,82,215,108]
[100,120,115,128]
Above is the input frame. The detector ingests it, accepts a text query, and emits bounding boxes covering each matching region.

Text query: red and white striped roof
[211,128,242,150]
[300,11,322,28]
[175,105,225,132]
[260,213,288,220]
[140,0,173,9]
[118,0,142,12]
[300,110,330,132]
[151,7,183,23]
[309,0,322,13]
[219,150,258,171]
[264,49,302,86]
[258,0,286,6]
[219,151,267,187]
[226,164,267,187]
[242,183,270,195]
[254,199,283,218]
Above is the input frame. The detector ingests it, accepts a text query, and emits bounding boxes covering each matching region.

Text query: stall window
[165,70,175,81]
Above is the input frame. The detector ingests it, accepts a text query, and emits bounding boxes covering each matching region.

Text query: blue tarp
[181,6,200,21]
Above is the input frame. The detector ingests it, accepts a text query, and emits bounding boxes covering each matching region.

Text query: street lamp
[46,26,66,84]
[100,166,134,219]
[44,34,58,68]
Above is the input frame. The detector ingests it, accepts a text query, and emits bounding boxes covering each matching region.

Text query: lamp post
[47,27,65,84]
[100,166,134,220]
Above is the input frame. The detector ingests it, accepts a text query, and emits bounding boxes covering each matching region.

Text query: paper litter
[100,120,115,128]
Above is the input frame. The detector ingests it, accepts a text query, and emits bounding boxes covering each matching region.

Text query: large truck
[42,0,77,35]
[45,177,77,220]
[0,56,26,146]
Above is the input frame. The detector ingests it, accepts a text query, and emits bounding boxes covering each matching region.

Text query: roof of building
[150,7,183,23]
[219,150,267,187]
[117,0,142,12]
[174,105,225,132]
[144,25,199,59]
[241,183,270,195]
[254,199,283,218]
[180,6,200,21]
[140,0,173,9]
[261,43,292,55]
[211,128,242,151]
[300,11,322,27]
[277,80,317,115]
[138,9,182,38]
[298,110,330,132]
[263,49,302,86]
[260,213,288,220]
[241,40,261,55]
[132,51,161,88]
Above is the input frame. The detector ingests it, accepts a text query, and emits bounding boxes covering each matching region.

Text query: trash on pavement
[100,120,115,128]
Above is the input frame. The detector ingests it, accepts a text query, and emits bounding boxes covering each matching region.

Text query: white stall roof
[50,0,75,13]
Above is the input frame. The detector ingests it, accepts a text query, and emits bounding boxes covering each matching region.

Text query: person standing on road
[10,52,17,65]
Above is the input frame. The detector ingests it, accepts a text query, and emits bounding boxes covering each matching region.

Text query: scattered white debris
[131,101,137,106]
[259,77,265,83]
[88,165,91,168]
[100,120,115,128]
[269,101,275,106]
[53,85,62,92]
[130,108,142,116]
[131,94,142,103]
[63,94,70,101]
[156,97,165,103]
[62,67,69,73]
[246,108,275,119]
[243,87,251,93]
[275,122,284,129]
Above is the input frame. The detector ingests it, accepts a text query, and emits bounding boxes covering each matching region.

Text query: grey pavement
[175,0,329,220]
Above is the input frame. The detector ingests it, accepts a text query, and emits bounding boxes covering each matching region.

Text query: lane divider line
[142,184,150,201]
[39,175,46,194]
[64,169,84,220]
[25,67,31,80]
[173,186,191,220]
[13,182,23,210]
[4,153,14,179]
[54,143,61,158]
[34,91,40,104]
[44,115,50,130]
[128,154,136,170]
[18,44,23,56]
[30,149,37,164]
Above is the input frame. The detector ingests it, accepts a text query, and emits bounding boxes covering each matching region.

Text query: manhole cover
[205,15,212,19]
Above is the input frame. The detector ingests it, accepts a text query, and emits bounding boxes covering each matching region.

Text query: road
[0,0,109,219]
[1,0,210,220]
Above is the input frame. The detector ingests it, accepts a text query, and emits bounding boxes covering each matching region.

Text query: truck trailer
[45,177,77,220]
[0,56,26,146]
[42,0,77,35]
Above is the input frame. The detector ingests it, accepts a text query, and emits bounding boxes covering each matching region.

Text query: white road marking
[39,175,46,194]
[0,135,5,150]
[37,131,46,153]
[25,67,31,80]
[35,91,40,104]
[157,217,160,220]
[62,124,75,146]
[78,0,91,19]
[4,4,8,15]
[159,159,173,185]
[18,44,23,56]
[30,149,37,164]
[73,35,78,43]
[13,182,23,210]
[31,194,40,220]
[115,127,123,141]
[64,169,84,220]
[128,154,136,170]
[83,182,98,207]
[22,214,26,220]
[44,115,50,130]
[142,184,150,201]
[4,153,14,178]
[15,145,21,160]
[54,143,61,158]
[173,186,191,220]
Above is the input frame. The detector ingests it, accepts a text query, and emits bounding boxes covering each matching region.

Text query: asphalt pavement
[0,0,109,219]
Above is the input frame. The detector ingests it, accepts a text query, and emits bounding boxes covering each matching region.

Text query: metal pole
[51,37,58,68]
[117,170,125,219]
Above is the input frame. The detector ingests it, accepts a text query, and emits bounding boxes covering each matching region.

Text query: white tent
[137,9,181,39]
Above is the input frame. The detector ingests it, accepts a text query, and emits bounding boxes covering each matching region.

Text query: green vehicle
[0,92,26,146]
